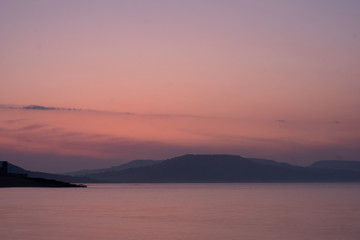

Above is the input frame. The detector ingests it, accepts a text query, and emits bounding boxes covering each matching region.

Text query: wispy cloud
[0,117,188,160]
[1,103,360,171]
[2,118,26,125]
[23,105,57,110]
[0,104,203,119]
[23,105,83,111]
[18,124,47,131]
[0,104,81,111]
[0,130,205,165]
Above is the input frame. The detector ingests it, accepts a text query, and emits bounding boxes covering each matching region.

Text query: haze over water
[1,183,360,240]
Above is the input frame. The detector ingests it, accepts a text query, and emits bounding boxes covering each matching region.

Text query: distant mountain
[248,158,294,168]
[1,162,95,183]
[4,156,360,184]
[82,154,360,183]
[65,159,161,176]
[310,160,360,172]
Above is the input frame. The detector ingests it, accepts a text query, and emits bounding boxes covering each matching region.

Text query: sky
[1,0,360,173]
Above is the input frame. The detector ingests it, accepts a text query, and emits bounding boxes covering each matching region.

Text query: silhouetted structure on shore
[0,161,8,175]
[0,161,86,188]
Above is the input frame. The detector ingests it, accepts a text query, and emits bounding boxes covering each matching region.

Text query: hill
[1,162,94,183]
[65,159,160,176]
[82,154,360,183]
[310,160,360,172]
[0,162,86,188]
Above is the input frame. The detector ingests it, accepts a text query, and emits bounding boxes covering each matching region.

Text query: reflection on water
[1,183,360,240]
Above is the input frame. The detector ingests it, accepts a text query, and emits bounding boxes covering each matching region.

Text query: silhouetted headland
[0,161,86,188]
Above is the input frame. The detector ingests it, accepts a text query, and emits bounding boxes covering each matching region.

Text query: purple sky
[1,0,360,172]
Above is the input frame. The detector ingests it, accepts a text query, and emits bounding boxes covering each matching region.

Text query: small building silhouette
[0,161,8,176]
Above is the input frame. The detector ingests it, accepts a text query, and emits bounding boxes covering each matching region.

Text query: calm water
[1,183,360,240]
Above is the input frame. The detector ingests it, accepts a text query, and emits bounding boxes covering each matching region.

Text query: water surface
[1,183,360,240]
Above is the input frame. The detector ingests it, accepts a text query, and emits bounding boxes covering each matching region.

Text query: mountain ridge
[3,155,359,183]
[310,160,360,172]
[80,154,360,183]
[65,159,161,176]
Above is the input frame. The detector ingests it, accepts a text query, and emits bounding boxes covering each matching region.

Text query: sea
[1,183,360,240]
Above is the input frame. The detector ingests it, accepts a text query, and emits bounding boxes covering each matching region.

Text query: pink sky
[1,0,360,172]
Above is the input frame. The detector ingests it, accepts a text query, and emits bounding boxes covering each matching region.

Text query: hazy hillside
[4,156,360,184]
[82,154,360,183]
[310,160,360,172]
[65,159,161,176]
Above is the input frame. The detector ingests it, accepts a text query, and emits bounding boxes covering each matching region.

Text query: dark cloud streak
[23,105,82,111]
[18,124,47,131]
[0,104,207,119]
